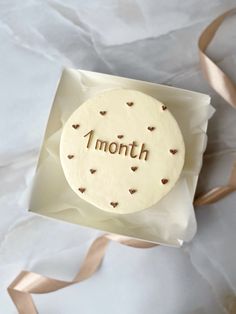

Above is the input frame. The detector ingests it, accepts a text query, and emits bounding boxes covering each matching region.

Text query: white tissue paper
[29,68,213,247]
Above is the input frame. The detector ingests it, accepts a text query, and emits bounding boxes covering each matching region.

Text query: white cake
[60,89,185,214]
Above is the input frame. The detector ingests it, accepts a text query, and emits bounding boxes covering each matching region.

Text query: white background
[0,1,236,313]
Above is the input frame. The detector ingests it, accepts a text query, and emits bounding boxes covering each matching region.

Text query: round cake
[60,89,185,214]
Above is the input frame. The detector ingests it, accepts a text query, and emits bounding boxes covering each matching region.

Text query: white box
[29,69,213,247]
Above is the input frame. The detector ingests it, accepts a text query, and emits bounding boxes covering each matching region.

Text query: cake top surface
[60,89,185,214]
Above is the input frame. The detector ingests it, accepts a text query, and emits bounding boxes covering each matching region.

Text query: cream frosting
[60,89,185,214]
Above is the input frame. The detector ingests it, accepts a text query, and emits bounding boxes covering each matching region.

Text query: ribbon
[198,9,236,109]
[194,160,236,206]
[7,9,236,313]
[194,8,236,205]
[8,234,157,314]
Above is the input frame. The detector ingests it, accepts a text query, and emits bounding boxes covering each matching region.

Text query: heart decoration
[161,179,168,185]
[110,202,118,208]
[72,124,80,129]
[100,111,107,115]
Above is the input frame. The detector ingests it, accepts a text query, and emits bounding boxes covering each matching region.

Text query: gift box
[29,69,213,247]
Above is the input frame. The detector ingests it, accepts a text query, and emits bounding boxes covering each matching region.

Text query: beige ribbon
[194,160,236,206]
[198,9,236,108]
[7,9,236,313]
[8,234,157,314]
[194,8,236,205]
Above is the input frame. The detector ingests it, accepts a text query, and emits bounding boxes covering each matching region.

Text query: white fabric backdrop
[0,1,236,313]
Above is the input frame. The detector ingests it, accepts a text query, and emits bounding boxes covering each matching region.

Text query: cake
[60,89,185,214]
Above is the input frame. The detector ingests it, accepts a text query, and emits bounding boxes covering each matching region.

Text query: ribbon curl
[8,9,236,313]
[8,234,157,314]
[194,8,236,205]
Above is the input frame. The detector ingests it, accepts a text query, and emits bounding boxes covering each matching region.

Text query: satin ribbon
[194,8,236,205]
[8,9,236,313]
[8,234,157,314]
